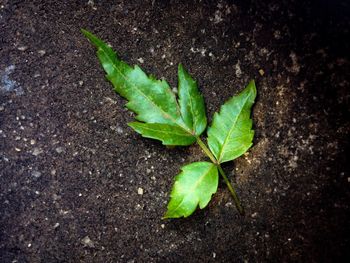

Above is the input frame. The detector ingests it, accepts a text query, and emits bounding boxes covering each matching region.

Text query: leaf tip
[126,121,137,128]
[248,79,257,97]
[81,29,106,49]
[81,28,93,39]
[162,211,174,220]
[177,63,192,79]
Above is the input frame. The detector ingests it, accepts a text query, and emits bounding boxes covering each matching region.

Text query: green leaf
[177,64,207,136]
[164,162,218,218]
[207,80,256,164]
[128,122,196,146]
[82,29,197,144]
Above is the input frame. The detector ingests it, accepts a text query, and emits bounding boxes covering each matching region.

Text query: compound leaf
[207,80,256,163]
[83,29,258,219]
[128,122,196,146]
[177,64,207,136]
[82,29,197,144]
[164,162,218,218]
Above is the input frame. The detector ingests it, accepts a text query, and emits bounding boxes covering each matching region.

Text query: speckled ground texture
[0,0,349,262]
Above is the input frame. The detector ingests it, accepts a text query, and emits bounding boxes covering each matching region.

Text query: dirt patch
[1,0,349,262]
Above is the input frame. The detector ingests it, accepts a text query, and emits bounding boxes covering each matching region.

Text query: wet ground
[0,0,349,262]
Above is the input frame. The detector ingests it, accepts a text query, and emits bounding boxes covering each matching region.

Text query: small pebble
[52,193,61,201]
[18,46,28,51]
[32,147,43,156]
[116,126,123,134]
[38,50,46,56]
[55,147,64,153]
[32,170,42,178]
[137,187,144,195]
[81,236,95,248]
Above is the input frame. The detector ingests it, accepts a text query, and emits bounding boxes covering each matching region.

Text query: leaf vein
[169,164,215,215]
[134,125,194,137]
[217,90,253,162]
[99,47,192,134]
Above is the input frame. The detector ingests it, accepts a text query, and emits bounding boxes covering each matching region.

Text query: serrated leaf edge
[177,64,207,136]
[215,81,256,163]
[82,29,194,136]
[163,162,218,219]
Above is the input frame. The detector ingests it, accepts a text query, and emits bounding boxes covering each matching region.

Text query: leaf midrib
[217,91,252,163]
[132,124,195,137]
[169,164,215,215]
[99,46,193,135]
[184,78,197,134]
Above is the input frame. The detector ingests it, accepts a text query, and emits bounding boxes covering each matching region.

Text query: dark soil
[1,0,349,262]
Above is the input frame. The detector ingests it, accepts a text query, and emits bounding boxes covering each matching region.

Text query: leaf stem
[196,137,245,215]
[196,137,217,164]
[217,165,245,215]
